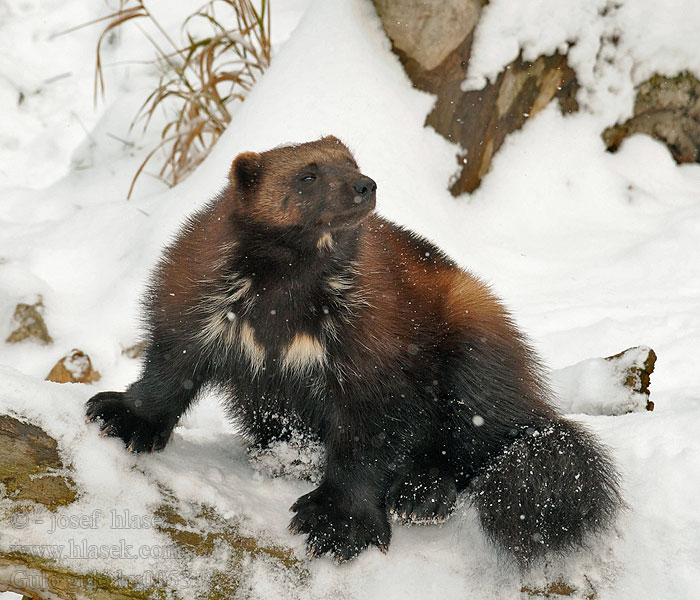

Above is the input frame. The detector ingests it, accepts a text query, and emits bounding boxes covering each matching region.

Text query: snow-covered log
[0,413,304,600]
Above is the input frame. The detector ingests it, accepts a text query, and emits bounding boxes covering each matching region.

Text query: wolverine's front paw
[289,485,391,562]
[86,391,173,453]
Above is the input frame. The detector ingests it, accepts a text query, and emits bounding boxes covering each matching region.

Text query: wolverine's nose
[353,177,377,199]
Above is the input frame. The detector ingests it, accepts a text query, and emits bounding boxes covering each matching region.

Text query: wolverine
[87,136,621,566]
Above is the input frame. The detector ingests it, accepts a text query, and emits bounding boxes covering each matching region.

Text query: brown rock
[121,340,147,359]
[152,499,306,600]
[521,578,592,598]
[0,550,165,599]
[603,72,700,164]
[373,1,579,195]
[443,51,578,195]
[605,346,657,411]
[373,0,483,71]
[6,299,53,345]
[45,349,101,384]
[0,415,76,508]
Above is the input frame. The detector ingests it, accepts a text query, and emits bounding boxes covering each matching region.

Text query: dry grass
[90,0,270,198]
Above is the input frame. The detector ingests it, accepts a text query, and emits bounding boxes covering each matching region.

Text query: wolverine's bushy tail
[470,419,622,569]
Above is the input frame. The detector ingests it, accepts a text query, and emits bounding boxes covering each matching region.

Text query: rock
[5,299,52,345]
[122,341,147,359]
[373,0,483,71]
[603,72,700,164]
[443,52,578,195]
[153,499,305,600]
[551,346,656,416]
[521,579,588,598]
[0,415,76,509]
[45,349,101,384]
[372,1,579,196]
[0,551,164,600]
[605,346,657,411]
[0,417,157,598]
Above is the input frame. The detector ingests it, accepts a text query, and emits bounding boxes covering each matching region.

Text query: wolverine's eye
[300,174,316,182]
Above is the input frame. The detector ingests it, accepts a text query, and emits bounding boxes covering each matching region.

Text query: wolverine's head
[229,136,376,233]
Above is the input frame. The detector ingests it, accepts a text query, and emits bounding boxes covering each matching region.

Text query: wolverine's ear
[322,135,344,147]
[230,151,262,189]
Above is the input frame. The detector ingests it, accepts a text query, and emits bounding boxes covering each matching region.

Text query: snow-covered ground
[1,0,699,598]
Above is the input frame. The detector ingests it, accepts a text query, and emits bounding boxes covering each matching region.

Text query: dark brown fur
[87,137,621,567]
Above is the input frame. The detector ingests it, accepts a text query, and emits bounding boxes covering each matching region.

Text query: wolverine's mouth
[328,202,375,229]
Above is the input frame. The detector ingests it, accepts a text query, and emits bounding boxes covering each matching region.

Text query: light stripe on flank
[226,276,252,303]
[282,332,326,374]
[239,320,266,374]
[195,275,253,346]
[198,312,235,347]
[326,275,353,292]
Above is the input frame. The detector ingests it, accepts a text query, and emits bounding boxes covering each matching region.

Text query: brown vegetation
[83,0,271,198]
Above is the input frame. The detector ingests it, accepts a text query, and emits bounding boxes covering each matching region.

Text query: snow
[465,0,700,123]
[1,0,700,598]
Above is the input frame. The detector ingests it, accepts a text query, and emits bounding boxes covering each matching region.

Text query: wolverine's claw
[99,425,116,437]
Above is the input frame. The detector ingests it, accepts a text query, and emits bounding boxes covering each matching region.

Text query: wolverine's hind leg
[386,451,458,523]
